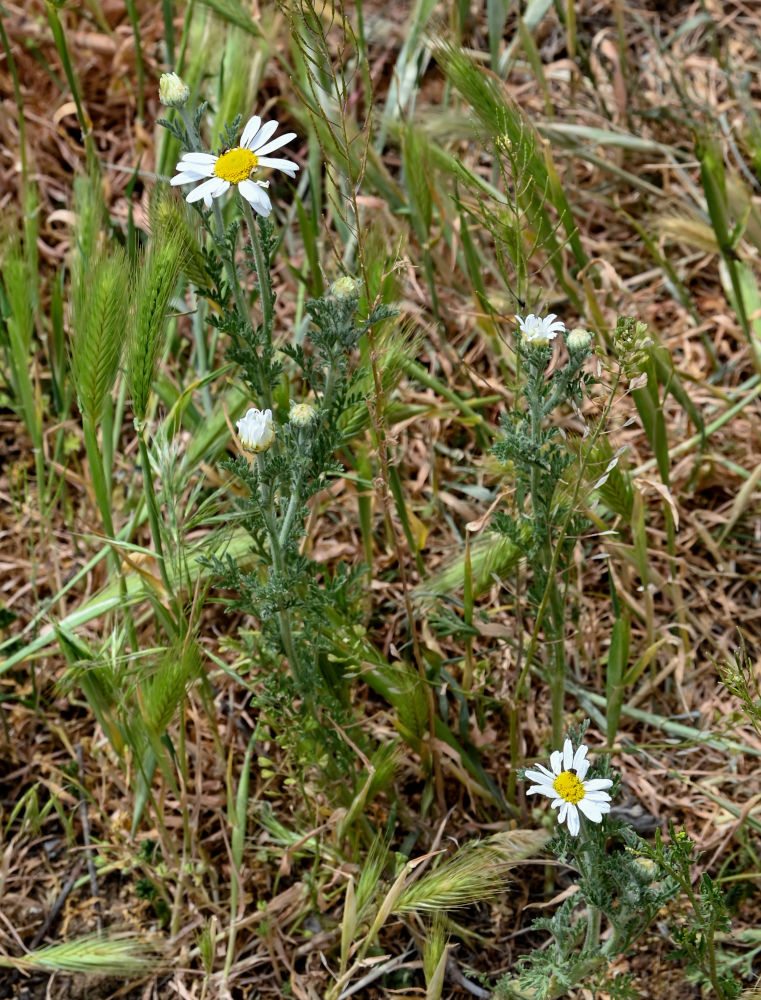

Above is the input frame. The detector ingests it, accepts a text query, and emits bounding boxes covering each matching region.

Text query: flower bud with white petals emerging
[236,407,275,453]
[516,312,565,346]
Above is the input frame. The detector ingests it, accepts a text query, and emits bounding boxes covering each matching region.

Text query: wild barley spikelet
[72,250,131,423]
[128,230,186,421]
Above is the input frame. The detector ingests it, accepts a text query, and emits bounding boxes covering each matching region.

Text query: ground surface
[1,0,761,998]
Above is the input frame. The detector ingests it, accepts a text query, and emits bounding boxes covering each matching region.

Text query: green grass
[0,1,760,997]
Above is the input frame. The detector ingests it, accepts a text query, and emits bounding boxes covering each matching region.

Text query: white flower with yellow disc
[525,738,613,836]
[171,115,299,216]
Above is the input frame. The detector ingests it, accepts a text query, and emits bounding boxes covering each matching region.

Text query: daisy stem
[256,455,306,691]
[211,199,252,335]
[526,354,567,747]
[241,199,275,410]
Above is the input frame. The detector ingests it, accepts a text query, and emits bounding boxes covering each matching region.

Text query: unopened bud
[331,276,359,300]
[566,327,592,352]
[289,402,316,426]
[159,72,190,109]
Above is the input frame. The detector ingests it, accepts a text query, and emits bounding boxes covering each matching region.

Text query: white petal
[557,800,569,824]
[177,152,216,166]
[583,790,612,803]
[240,115,262,148]
[526,784,554,797]
[186,177,228,203]
[584,778,613,791]
[525,764,555,782]
[562,739,573,770]
[565,805,580,836]
[550,750,563,775]
[254,131,298,157]
[239,179,272,216]
[572,744,588,772]
[578,798,604,823]
[249,119,280,151]
[257,155,299,177]
[576,757,590,781]
[171,168,213,184]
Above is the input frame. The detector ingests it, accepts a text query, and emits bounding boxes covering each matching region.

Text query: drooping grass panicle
[394,830,548,914]
[1,932,161,976]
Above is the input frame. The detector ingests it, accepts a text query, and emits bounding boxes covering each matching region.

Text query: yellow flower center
[553,771,585,804]
[214,148,259,184]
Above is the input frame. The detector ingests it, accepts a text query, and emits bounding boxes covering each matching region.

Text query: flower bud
[159,72,190,109]
[289,402,317,426]
[331,276,359,300]
[566,327,592,352]
[236,407,275,453]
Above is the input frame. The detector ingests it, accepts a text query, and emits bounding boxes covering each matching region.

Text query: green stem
[45,1,98,175]
[548,578,566,749]
[82,414,139,650]
[241,199,274,410]
[257,456,305,690]
[527,358,566,745]
[278,481,303,550]
[136,428,174,606]
[212,200,250,323]
[514,366,623,712]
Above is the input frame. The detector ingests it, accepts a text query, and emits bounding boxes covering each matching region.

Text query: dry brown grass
[1,1,761,998]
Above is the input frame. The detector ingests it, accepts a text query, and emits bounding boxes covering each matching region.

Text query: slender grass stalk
[0,10,27,185]
[223,731,257,982]
[123,0,145,121]
[45,1,98,174]
[136,431,175,609]
[2,237,46,506]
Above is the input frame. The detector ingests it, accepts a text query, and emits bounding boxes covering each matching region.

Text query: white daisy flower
[516,312,565,345]
[170,115,299,216]
[236,407,275,453]
[525,738,613,836]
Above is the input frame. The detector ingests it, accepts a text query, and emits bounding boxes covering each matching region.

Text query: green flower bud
[289,402,317,426]
[159,72,190,109]
[566,327,592,352]
[331,276,359,300]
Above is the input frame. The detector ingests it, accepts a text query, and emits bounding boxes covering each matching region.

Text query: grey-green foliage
[719,639,761,739]
[71,249,131,423]
[128,226,186,421]
[491,334,595,603]
[638,827,741,1000]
